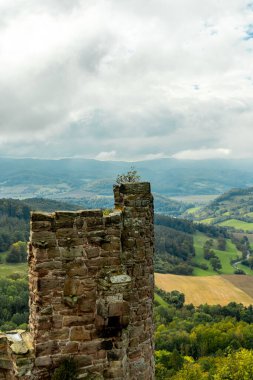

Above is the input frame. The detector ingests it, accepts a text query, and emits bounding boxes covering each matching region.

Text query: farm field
[218,219,253,232]
[155,273,253,306]
[222,275,253,299]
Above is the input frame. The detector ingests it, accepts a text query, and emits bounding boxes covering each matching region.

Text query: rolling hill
[1,157,253,198]
[185,187,253,233]
[154,213,253,276]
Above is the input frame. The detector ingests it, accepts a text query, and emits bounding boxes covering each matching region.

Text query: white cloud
[96,150,117,161]
[173,148,231,160]
[0,0,252,159]
[142,153,168,161]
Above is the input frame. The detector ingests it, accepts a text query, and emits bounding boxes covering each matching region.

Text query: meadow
[218,219,253,232]
[192,232,242,276]
[0,262,27,277]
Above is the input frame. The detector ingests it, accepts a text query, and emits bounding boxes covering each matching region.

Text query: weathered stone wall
[0,182,154,379]
[0,331,33,380]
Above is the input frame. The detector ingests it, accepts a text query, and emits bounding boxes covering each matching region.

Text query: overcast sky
[0,0,253,160]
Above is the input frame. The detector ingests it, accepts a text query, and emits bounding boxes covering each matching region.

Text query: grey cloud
[0,0,252,160]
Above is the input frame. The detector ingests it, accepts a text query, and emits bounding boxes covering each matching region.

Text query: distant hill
[2,157,253,198]
[185,187,253,233]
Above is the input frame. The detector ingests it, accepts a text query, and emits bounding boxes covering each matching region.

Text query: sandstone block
[35,341,58,356]
[35,356,52,367]
[70,327,91,341]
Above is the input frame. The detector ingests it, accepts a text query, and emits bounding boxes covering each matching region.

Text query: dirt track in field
[155,273,253,306]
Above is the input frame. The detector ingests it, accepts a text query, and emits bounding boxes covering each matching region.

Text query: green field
[192,233,215,276]
[192,232,241,276]
[185,206,202,215]
[0,262,27,277]
[219,219,253,232]
[200,218,214,224]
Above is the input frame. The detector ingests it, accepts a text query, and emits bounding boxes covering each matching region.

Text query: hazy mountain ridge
[1,158,253,198]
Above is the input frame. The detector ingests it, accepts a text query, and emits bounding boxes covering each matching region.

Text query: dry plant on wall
[116,166,141,184]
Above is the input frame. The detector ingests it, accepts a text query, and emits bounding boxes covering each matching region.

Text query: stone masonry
[0,182,155,379]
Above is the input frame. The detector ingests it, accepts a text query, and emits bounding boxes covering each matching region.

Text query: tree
[116,167,140,184]
[6,241,27,263]
[248,256,253,269]
[210,257,222,272]
[214,349,253,379]
[217,237,226,251]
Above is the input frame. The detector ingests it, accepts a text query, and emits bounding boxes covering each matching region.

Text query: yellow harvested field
[155,273,253,306]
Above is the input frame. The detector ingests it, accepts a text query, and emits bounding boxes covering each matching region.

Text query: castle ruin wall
[0,182,155,380]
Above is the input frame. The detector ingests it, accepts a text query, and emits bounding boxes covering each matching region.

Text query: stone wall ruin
[0,182,155,379]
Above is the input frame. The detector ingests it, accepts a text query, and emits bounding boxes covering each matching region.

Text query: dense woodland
[155,288,253,379]
[0,275,28,331]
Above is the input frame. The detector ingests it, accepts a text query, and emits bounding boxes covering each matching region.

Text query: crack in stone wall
[0,182,154,379]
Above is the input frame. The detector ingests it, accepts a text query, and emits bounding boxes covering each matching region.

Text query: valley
[1,175,253,379]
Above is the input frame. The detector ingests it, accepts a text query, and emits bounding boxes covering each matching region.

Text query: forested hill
[0,198,78,253]
[154,214,239,276]
[0,198,79,217]
[2,157,253,197]
[185,186,253,232]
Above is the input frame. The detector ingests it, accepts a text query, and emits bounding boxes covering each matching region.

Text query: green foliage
[172,362,208,380]
[154,214,236,275]
[213,349,253,379]
[51,358,78,380]
[116,167,140,184]
[210,257,222,271]
[6,241,27,263]
[234,268,246,275]
[155,290,253,378]
[155,349,184,379]
[103,208,113,216]
[0,216,29,252]
[0,198,78,261]
[170,349,253,379]
[217,237,226,251]
[156,288,185,308]
[0,276,28,331]
[188,186,253,233]
[154,194,193,216]
[155,224,195,274]
[0,263,27,277]
[0,199,30,220]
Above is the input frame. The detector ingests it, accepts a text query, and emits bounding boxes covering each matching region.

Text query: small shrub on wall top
[116,167,140,184]
[51,358,78,380]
